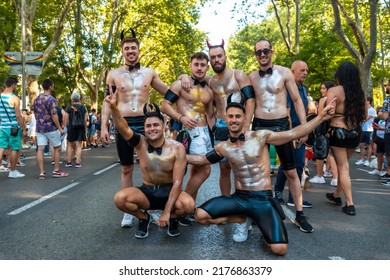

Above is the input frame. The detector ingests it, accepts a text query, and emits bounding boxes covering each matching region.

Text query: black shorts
[328,126,360,149]
[67,127,87,142]
[116,116,145,165]
[138,184,173,210]
[199,189,288,244]
[252,117,296,170]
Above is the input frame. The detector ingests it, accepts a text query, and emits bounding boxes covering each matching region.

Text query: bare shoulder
[166,138,186,152]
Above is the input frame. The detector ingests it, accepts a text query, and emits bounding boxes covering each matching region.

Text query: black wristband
[206,149,224,164]
[164,89,179,104]
[241,85,255,101]
[126,133,141,147]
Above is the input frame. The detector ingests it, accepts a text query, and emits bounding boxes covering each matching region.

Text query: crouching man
[105,92,195,238]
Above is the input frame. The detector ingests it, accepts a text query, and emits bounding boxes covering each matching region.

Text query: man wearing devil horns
[248,39,313,234]
[105,92,195,239]
[101,30,171,228]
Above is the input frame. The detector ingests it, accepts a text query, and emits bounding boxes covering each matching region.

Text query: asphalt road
[0,144,389,260]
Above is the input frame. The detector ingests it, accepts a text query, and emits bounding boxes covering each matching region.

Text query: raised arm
[267,97,336,146]
[103,92,134,141]
[159,144,187,226]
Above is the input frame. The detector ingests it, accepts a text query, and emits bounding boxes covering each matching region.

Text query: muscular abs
[110,67,155,117]
[177,86,213,127]
[219,131,272,191]
[252,69,289,119]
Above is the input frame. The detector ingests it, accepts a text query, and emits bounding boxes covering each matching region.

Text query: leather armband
[206,149,224,164]
[164,89,179,104]
[126,133,141,147]
[241,85,255,100]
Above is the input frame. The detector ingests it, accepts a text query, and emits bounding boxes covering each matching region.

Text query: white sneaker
[323,171,333,178]
[148,210,162,225]
[309,175,325,184]
[355,159,364,165]
[232,218,252,242]
[364,160,370,167]
[368,169,383,175]
[121,213,135,228]
[330,178,338,186]
[8,170,25,178]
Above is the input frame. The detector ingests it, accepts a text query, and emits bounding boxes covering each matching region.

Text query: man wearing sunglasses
[249,39,313,234]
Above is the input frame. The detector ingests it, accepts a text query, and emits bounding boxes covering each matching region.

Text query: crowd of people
[1,31,389,257]
[0,78,112,178]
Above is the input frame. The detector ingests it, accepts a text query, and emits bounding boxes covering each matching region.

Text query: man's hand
[321,97,337,121]
[104,91,118,110]
[180,115,198,130]
[157,212,170,228]
[179,74,193,93]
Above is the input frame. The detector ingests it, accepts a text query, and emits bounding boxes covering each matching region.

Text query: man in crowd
[0,77,26,178]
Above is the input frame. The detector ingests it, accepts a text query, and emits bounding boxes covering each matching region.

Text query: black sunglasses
[255,48,272,56]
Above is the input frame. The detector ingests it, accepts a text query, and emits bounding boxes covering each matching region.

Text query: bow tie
[229,133,245,143]
[128,62,140,72]
[259,67,273,77]
[148,144,163,155]
[192,78,207,87]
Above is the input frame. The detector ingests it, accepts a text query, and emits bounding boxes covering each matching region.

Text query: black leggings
[199,190,288,244]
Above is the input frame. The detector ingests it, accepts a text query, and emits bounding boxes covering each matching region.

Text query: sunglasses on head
[255,48,272,56]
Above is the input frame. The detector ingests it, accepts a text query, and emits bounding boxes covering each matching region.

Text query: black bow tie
[192,78,207,87]
[148,144,163,155]
[128,62,140,72]
[259,67,273,77]
[229,133,245,143]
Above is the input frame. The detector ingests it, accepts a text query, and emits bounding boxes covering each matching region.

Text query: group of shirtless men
[101,34,336,256]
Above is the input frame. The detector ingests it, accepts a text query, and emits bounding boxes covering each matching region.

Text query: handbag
[0,96,20,136]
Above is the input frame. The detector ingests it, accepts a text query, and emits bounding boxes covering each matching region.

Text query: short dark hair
[367,96,373,103]
[226,102,246,114]
[323,80,334,90]
[254,38,273,52]
[42,79,54,90]
[4,77,18,88]
[122,37,140,48]
[191,52,209,63]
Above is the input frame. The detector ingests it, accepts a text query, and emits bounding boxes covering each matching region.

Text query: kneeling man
[187,99,335,255]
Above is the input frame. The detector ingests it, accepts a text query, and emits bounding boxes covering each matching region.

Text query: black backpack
[70,105,85,128]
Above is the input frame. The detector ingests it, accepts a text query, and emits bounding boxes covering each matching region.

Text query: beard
[386,88,390,94]
[212,61,226,73]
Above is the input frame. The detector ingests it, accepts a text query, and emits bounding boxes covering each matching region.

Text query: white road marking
[93,163,119,175]
[7,182,80,215]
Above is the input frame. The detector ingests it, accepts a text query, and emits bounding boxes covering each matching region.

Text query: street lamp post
[21,0,27,109]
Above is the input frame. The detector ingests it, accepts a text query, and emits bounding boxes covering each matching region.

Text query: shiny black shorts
[139,184,173,210]
[328,126,360,149]
[199,189,288,244]
[252,117,295,170]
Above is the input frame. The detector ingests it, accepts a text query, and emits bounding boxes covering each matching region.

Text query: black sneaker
[326,192,342,206]
[135,212,151,239]
[381,180,390,186]
[342,204,356,215]
[274,191,285,204]
[287,198,312,208]
[379,173,390,180]
[294,215,314,233]
[167,218,180,237]
[178,216,192,227]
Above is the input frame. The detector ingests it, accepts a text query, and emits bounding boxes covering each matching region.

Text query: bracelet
[179,115,184,122]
